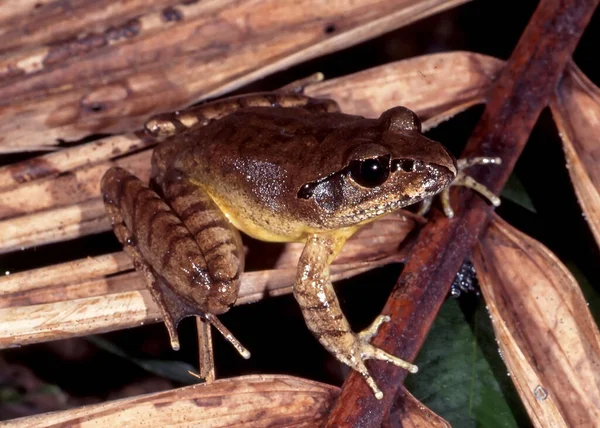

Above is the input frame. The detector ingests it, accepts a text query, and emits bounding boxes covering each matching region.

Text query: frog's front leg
[101,166,249,358]
[294,232,417,400]
[417,156,502,218]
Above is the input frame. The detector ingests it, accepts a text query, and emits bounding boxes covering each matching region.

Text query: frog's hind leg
[145,83,339,140]
[101,167,249,359]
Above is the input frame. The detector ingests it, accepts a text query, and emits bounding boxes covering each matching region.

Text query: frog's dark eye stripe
[348,154,390,188]
[391,158,425,173]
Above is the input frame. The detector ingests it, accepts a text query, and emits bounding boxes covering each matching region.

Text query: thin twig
[196,318,215,383]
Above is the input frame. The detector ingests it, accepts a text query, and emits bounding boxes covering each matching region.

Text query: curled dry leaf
[0,52,502,254]
[3,375,339,427]
[0,0,471,152]
[472,214,600,427]
[0,213,416,348]
[550,62,600,249]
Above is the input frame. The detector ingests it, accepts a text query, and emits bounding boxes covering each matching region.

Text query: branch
[326,0,600,425]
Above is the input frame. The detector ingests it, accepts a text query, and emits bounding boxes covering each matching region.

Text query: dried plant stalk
[326,0,598,424]
[0,0,471,152]
[0,150,152,220]
[0,52,501,254]
[473,214,600,427]
[0,215,415,347]
[3,375,338,427]
[0,252,131,297]
[0,198,109,254]
[551,63,600,249]
[196,318,215,382]
[0,134,150,192]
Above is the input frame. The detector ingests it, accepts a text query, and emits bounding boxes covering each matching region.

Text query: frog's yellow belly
[205,190,316,243]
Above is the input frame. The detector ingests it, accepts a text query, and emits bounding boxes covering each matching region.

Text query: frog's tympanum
[101,83,500,399]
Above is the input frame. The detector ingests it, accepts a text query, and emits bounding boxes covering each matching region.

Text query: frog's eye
[348,155,390,188]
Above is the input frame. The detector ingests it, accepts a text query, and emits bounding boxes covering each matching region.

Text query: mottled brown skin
[101,90,479,399]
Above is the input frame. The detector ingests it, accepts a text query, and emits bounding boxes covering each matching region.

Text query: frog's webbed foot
[353,315,418,399]
[418,156,502,218]
[142,267,249,359]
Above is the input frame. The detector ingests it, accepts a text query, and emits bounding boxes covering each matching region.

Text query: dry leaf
[473,214,600,427]
[3,375,338,427]
[0,214,415,347]
[0,0,471,152]
[385,386,451,428]
[550,62,600,249]
[307,50,503,129]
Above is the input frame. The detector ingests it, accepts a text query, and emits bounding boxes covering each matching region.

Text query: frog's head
[297,107,457,229]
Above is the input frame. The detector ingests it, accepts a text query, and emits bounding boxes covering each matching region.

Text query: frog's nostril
[392,159,424,173]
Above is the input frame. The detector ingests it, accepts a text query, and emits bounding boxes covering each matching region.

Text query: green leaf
[501,174,536,213]
[86,335,201,385]
[405,298,530,428]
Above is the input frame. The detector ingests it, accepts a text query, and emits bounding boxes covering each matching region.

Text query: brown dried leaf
[550,62,600,248]
[472,214,600,427]
[0,0,471,152]
[0,214,415,347]
[0,134,151,192]
[384,386,451,428]
[0,150,152,220]
[0,198,109,254]
[307,51,503,129]
[4,375,338,427]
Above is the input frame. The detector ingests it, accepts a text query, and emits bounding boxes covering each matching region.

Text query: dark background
[1,0,598,422]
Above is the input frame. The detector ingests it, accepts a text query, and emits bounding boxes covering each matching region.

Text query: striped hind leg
[101,167,248,358]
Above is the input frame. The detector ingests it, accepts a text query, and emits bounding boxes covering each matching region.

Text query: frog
[101,76,500,399]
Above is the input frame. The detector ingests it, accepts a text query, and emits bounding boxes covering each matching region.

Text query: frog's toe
[355,315,419,392]
[360,343,418,374]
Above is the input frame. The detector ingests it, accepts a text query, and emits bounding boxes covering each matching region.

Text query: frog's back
[164,106,368,241]
[190,106,361,167]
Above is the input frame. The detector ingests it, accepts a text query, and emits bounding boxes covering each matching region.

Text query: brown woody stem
[326,0,599,425]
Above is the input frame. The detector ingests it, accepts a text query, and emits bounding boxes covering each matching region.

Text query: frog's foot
[418,156,502,218]
[278,72,324,93]
[352,315,418,400]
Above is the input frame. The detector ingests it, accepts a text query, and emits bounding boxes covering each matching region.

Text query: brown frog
[101,79,500,399]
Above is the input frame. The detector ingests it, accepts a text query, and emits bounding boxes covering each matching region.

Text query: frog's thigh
[160,168,244,292]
